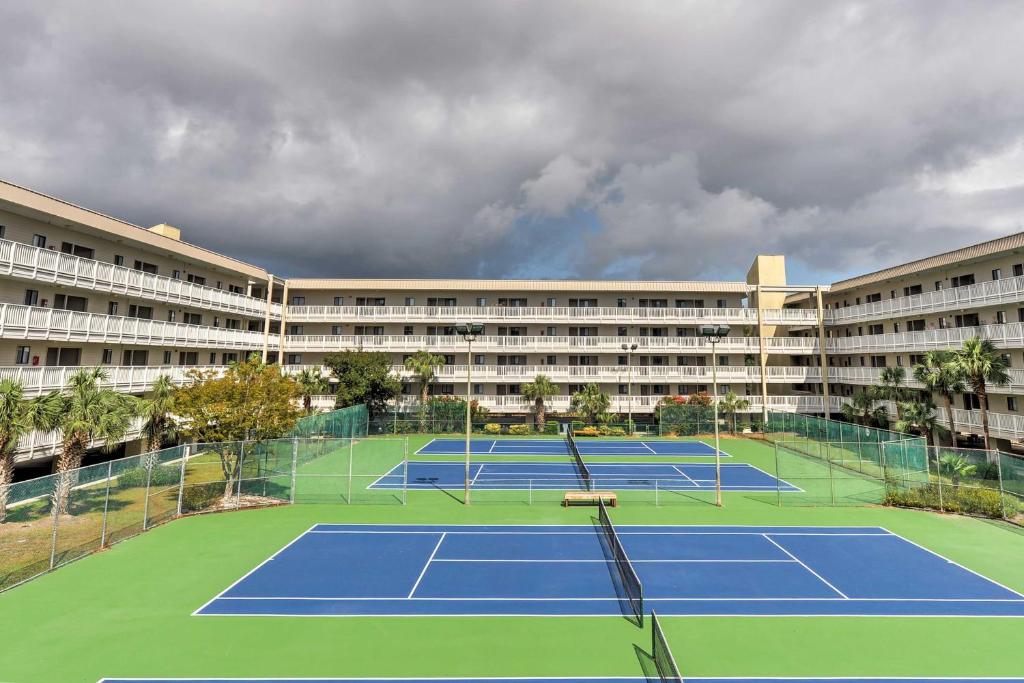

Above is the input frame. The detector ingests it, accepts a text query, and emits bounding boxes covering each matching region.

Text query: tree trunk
[303,395,312,412]
[419,383,429,433]
[977,381,996,463]
[53,436,87,516]
[535,398,545,432]
[0,451,13,524]
[943,393,956,447]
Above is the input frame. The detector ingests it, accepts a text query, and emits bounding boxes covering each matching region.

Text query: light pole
[621,342,637,434]
[456,323,484,505]
[699,324,730,507]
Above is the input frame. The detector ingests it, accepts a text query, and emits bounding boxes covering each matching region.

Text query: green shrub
[116,464,180,489]
[543,420,560,435]
[597,425,626,436]
[180,482,224,513]
[575,426,600,437]
[508,423,533,435]
[885,483,1020,519]
[483,423,502,435]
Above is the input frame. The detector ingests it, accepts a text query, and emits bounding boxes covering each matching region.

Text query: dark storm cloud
[1,0,1023,281]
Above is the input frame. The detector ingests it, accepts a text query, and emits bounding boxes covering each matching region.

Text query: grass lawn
[1,434,1023,683]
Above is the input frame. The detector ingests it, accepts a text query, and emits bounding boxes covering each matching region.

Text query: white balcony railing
[13,417,146,464]
[284,334,821,354]
[0,364,239,397]
[390,364,821,384]
[392,393,830,415]
[0,238,279,319]
[286,304,822,326]
[828,323,1024,353]
[826,366,1024,394]
[828,276,1024,325]
[0,304,273,349]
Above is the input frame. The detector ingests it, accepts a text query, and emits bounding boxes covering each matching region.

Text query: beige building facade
[1,179,1021,465]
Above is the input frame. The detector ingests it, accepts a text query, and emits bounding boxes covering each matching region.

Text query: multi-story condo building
[1,178,1022,468]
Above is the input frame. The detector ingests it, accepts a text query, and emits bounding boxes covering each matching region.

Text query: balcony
[284,334,821,354]
[827,323,1024,353]
[286,304,821,326]
[826,366,1024,394]
[390,364,821,384]
[827,275,1024,325]
[0,364,238,397]
[0,239,280,319]
[0,304,273,349]
[13,417,146,464]
[391,393,829,415]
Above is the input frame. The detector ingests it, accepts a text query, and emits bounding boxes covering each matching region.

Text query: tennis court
[416,438,728,457]
[194,523,1024,618]
[98,678,1024,683]
[370,461,793,491]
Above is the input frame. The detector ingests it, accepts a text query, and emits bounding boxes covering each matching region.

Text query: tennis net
[651,611,683,683]
[598,498,643,624]
[566,429,592,491]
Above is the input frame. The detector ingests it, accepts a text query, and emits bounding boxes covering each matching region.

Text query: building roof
[829,231,1024,293]
[0,180,271,281]
[286,278,751,293]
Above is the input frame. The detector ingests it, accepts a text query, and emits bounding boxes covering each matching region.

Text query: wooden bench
[562,490,618,507]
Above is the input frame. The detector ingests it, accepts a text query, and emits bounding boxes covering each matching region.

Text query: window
[45,347,81,366]
[222,353,238,364]
[476,297,487,307]
[865,292,882,303]
[209,352,217,364]
[717,355,728,366]
[186,274,206,286]
[108,301,118,316]
[167,310,176,322]
[547,297,557,307]
[215,281,222,290]
[127,304,153,319]
[545,326,557,335]
[285,354,302,365]
[163,351,172,364]
[172,270,181,279]
[935,281,942,291]
[427,297,456,306]
[225,318,241,330]
[54,294,88,312]
[355,297,386,306]
[1009,397,1018,412]
[950,273,975,288]
[906,319,926,332]
[114,255,124,266]
[101,349,113,364]
[15,346,30,365]
[290,296,305,305]
[545,355,556,365]
[675,299,705,308]
[1015,264,1024,277]
[896,356,903,367]
[228,284,244,294]
[568,298,598,307]
[183,313,202,325]
[867,324,884,335]
[0,225,4,238]
[993,269,1002,281]
[893,322,900,333]
[288,324,303,335]
[902,284,922,297]
[638,299,668,308]
[617,326,628,337]
[24,289,38,306]
[60,242,95,259]
[122,349,149,366]
[909,354,925,366]
[617,298,627,307]
[476,354,487,365]
[333,325,345,335]
[870,355,887,368]
[179,351,199,366]
[962,393,981,410]
[497,297,527,307]
[403,325,413,336]
[618,384,628,395]
[997,310,1007,324]
[717,299,727,308]
[133,260,158,274]
[618,355,628,365]
[954,313,979,328]
[212,317,219,328]
[938,317,946,329]
[31,234,46,248]
[404,297,414,306]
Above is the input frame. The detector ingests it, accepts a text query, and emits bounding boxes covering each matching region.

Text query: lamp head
[699,324,730,339]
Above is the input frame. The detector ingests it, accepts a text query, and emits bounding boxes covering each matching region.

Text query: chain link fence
[0,430,406,593]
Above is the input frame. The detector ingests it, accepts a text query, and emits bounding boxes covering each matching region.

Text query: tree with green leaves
[175,357,303,497]
[140,374,177,453]
[938,452,977,489]
[718,391,751,434]
[913,350,966,445]
[522,374,558,431]
[896,397,939,446]
[0,380,61,523]
[952,336,1010,453]
[570,383,610,424]
[294,367,330,413]
[876,366,909,419]
[323,351,402,419]
[841,390,880,426]
[52,368,142,515]
[403,350,446,431]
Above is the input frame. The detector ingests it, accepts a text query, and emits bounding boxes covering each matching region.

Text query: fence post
[100,460,113,547]
[654,478,659,507]
[235,442,245,509]
[176,445,191,516]
[774,442,782,507]
[826,442,836,506]
[931,447,944,512]
[141,455,153,530]
[995,449,1008,521]
[347,437,354,504]
[289,437,299,504]
[529,478,533,506]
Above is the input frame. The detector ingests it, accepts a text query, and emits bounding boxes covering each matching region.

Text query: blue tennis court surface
[371,461,794,491]
[195,524,1024,618]
[417,438,727,457]
[98,678,1024,683]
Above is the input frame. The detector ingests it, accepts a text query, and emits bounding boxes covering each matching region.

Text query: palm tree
[841,390,878,426]
[139,375,177,452]
[938,452,977,489]
[52,368,141,515]
[952,337,1010,453]
[522,374,558,432]
[896,398,939,446]
[718,391,751,434]
[0,380,61,523]
[294,367,329,413]
[570,383,611,424]
[404,350,446,432]
[913,350,966,445]
[877,366,909,419]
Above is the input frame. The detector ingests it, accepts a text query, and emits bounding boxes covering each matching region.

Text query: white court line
[206,595,1024,602]
[407,532,446,598]
[191,523,320,616]
[641,441,658,454]
[430,558,795,563]
[488,440,497,453]
[93,676,1024,682]
[761,534,849,599]
[413,437,440,455]
[671,465,700,486]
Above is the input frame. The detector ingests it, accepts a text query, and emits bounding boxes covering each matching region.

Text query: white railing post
[176,444,191,516]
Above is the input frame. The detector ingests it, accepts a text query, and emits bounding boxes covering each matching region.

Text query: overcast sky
[2,1,1024,283]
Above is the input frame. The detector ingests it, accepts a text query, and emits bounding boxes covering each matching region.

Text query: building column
[815,286,831,417]
[261,276,274,363]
